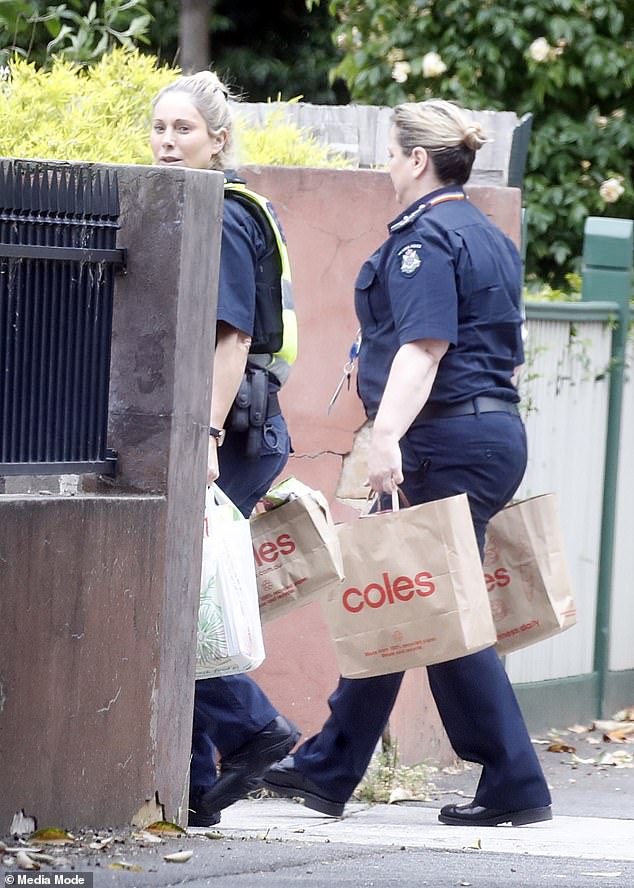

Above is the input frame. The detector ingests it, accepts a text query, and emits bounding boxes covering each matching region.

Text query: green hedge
[0,49,345,168]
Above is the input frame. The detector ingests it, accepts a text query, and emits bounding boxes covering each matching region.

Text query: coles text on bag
[250,478,344,623]
[323,493,496,679]
[484,493,576,654]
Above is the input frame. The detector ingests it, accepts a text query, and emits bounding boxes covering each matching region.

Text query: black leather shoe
[188,792,221,829]
[438,801,552,826]
[191,716,300,814]
[261,755,345,817]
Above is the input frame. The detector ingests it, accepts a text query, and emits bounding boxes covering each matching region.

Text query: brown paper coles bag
[250,479,344,624]
[322,493,497,679]
[483,493,577,654]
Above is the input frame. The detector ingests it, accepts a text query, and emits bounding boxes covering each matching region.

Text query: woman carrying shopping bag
[262,99,552,826]
[150,70,300,828]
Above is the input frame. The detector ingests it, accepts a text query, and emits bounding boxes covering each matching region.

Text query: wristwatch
[209,426,226,446]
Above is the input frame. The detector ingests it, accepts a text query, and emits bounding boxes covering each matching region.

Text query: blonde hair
[392,99,488,184]
[152,70,238,170]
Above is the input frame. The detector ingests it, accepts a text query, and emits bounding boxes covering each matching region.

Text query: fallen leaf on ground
[22,852,57,864]
[547,743,576,754]
[568,723,592,734]
[570,754,597,765]
[88,836,115,850]
[10,812,36,836]
[132,831,163,844]
[145,820,186,837]
[594,719,632,733]
[602,726,634,742]
[389,787,413,804]
[464,837,482,850]
[164,849,193,863]
[131,796,164,829]
[109,861,143,872]
[612,707,634,722]
[28,828,75,845]
[598,750,634,767]
[16,850,39,869]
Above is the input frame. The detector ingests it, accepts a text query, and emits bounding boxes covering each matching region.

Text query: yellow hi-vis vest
[224,181,298,385]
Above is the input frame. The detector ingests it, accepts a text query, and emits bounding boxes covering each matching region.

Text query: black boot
[190,716,300,816]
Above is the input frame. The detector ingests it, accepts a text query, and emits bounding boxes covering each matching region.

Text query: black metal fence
[0,160,125,475]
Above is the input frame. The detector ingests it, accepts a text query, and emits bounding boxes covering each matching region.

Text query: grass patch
[353,736,440,804]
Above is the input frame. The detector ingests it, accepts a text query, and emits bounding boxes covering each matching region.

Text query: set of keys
[327,329,362,415]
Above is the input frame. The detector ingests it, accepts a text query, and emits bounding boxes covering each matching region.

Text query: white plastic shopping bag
[195,484,265,679]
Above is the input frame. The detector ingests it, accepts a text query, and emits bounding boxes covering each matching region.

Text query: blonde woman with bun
[262,99,552,828]
[151,70,301,829]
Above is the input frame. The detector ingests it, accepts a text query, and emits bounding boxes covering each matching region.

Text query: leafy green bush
[0,49,345,168]
[322,0,634,285]
[0,50,174,164]
[524,273,582,303]
[238,105,348,168]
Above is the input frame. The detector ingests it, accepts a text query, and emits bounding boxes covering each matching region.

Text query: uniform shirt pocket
[354,257,381,328]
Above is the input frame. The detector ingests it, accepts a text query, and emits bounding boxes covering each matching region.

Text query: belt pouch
[246,367,268,460]
[228,371,251,432]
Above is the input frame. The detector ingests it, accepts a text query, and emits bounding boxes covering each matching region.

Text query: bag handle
[364,487,411,515]
[208,483,244,519]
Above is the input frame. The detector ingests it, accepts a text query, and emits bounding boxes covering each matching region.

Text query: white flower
[0,65,10,81]
[422,51,447,78]
[392,61,411,84]
[528,37,552,63]
[599,178,625,204]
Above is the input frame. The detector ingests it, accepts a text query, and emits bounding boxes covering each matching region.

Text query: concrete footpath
[2,723,633,887]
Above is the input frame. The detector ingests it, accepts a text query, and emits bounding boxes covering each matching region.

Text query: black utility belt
[228,367,280,432]
[226,366,281,460]
[420,396,520,420]
[266,390,281,418]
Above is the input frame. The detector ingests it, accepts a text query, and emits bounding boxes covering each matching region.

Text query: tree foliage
[0,1,349,104]
[0,0,151,66]
[323,0,634,283]
[147,0,349,104]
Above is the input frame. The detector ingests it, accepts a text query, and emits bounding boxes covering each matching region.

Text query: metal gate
[0,160,125,475]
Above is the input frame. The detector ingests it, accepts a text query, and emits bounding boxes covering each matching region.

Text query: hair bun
[463,122,487,151]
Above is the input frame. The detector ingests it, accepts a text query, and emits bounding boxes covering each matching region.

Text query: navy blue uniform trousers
[292,410,551,810]
[191,414,290,789]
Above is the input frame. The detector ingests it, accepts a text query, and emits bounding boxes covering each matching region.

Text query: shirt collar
[388,185,467,234]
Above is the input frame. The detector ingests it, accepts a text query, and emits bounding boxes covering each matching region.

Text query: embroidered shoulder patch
[399,244,422,276]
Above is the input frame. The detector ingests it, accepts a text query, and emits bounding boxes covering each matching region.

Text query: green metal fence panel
[582,217,633,716]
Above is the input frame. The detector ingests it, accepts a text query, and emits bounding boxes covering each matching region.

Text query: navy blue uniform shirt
[354,186,525,418]
[216,195,266,336]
